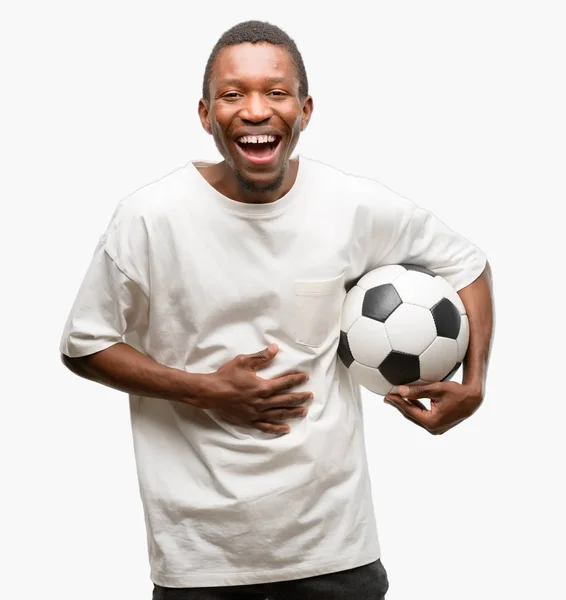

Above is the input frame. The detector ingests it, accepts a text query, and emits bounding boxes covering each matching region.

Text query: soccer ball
[338,264,469,396]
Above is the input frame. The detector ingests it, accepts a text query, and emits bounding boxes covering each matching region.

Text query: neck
[197,157,299,204]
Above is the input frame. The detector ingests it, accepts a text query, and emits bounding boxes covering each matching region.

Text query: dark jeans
[152,558,389,599]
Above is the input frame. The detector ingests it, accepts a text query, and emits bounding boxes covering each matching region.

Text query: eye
[222,93,241,99]
[270,91,286,96]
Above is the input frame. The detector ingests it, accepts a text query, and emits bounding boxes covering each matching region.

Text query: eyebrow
[217,76,288,86]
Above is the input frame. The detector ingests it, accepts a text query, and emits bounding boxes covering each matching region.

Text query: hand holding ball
[338,264,469,396]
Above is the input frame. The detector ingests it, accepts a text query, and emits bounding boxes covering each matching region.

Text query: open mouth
[235,135,282,165]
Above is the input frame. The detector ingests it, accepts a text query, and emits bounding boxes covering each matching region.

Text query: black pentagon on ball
[400,263,437,277]
[379,351,420,385]
[337,330,355,368]
[362,284,402,322]
[431,297,461,339]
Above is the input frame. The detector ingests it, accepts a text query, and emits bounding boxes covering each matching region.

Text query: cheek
[289,115,305,135]
[209,108,230,132]
[210,121,229,144]
[285,106,306,130]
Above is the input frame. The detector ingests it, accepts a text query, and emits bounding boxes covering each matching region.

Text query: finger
[260,407,308,421]
[254,422,291,435]
[387,392,428,411]
[384,395,431,428]
[396,382,442,401]
[270,369,308,379]
[247,344,279,371]
[261,392,313,410]
[270,373,310,394]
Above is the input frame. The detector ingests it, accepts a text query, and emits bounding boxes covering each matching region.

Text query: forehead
[211,42,297,88]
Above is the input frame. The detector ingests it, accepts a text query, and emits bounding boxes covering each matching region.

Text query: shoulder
[102,161,195,239]
[300,155,415,214]
[96,162,192,259]
[114,162,192,220]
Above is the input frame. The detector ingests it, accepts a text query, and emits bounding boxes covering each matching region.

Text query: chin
[234,168,285,193]
[236,171,284,193]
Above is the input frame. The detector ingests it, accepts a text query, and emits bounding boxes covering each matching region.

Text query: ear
[301,95,314,131]
[198,99,212,135]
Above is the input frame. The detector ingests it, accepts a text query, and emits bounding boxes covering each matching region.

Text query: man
[60,20,494,600]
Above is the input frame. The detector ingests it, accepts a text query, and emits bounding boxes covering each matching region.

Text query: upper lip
[233,130,283,141]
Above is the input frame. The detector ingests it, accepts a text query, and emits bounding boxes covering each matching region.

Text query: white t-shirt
[60,154,487,587]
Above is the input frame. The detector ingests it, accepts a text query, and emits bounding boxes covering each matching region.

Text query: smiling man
[196,44,310,206]
[60,20,494,600]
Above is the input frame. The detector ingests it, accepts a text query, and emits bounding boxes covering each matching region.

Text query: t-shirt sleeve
[59,228,150,359]
[369,187,487,291]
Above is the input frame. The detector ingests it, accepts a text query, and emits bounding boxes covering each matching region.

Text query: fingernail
[398,386,409,397]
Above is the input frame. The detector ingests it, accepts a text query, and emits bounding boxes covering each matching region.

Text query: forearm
[61,342,210,405]
[457,262,495,394]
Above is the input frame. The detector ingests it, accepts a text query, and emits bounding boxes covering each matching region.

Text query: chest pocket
[290,271,346,348]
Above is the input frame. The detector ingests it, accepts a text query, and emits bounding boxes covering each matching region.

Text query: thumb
[397,382,440,400]
[248,343,278,370]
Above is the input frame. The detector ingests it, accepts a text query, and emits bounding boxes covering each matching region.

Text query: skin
[197,42,313,204]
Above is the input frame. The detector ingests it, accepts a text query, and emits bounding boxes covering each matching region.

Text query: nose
[239,92,274,123]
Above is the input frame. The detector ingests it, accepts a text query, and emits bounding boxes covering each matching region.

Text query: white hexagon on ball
[340,285,365,333]
[347,316,392,368]
[420,337,459,382]
[349,360,393,396]
[356,264,406,291]
[385,304,437,355]
[393,270,444,309]
[456,314,470,361]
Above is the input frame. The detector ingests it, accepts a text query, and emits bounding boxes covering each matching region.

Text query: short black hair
[202,20,309,103]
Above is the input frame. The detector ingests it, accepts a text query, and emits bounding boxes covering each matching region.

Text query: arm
[62,342,312,435]
[458,261,494,396]
[60,206,310,435]
[61,342,210,405]
[364,184,494,433]
[384,263,495,434]
[59,232,210,406]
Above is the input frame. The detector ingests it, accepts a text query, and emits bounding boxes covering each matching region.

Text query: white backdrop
[1,1,564,598]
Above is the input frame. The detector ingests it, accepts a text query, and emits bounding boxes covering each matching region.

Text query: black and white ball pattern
[338,264,469,396]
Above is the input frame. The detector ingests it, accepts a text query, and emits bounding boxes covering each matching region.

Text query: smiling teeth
[238,135,277,144]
